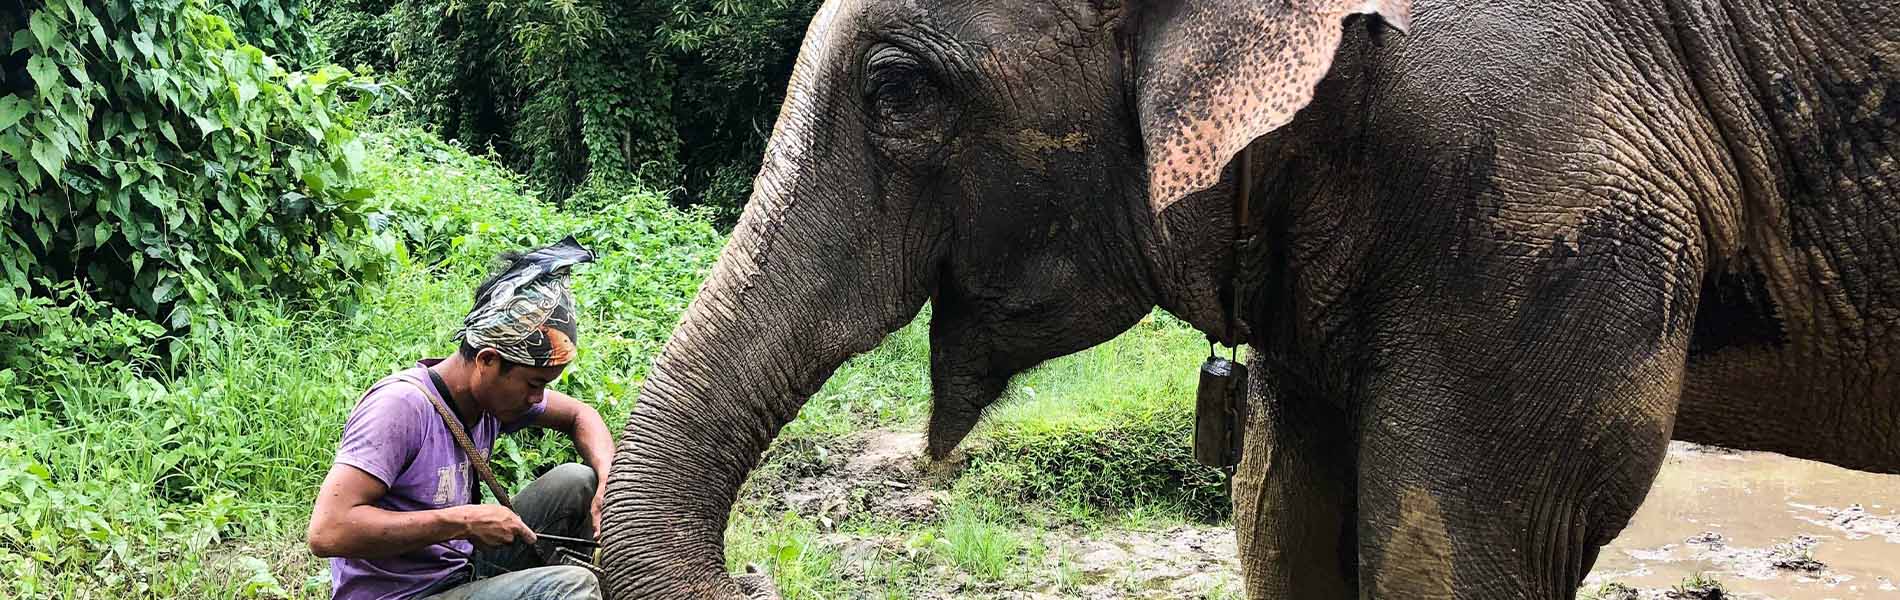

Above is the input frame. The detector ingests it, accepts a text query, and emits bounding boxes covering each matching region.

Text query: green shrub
[208,0,318,67]
[314,0,822,218]
[1,0,392,325]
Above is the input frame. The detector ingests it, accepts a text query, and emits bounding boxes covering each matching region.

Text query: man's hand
[310,463,536,559]
[454,504,537,548]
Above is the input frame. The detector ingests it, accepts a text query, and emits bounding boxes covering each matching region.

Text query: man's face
[471,348,567,422]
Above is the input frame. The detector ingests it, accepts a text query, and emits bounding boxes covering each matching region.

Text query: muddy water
[1585,442,1900,597]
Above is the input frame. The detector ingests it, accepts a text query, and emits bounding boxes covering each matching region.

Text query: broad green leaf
[94,221,112,246]
[28,11,61,50]
[151,276,178,304]
[0,131,26,163]
[132,32,154,59]
[15,157,39,189]
[235,80,258,104]
[29,137,66,181]
[340,139,366,175]
[191,113,220,137]
[25,55,61,94]
[0,97,29,132]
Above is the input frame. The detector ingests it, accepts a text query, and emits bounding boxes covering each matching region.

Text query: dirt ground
[792,431,1899,599]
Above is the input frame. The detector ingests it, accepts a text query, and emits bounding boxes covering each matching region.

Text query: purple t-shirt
[328,360,547,600]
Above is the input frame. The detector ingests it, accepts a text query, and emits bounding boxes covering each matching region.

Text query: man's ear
[474,347,502,371]
[1136,0,1411,213]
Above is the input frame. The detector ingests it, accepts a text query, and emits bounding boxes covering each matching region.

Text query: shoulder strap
[398,372,515,509]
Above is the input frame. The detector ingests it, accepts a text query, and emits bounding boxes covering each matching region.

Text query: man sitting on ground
[308,238,613,600]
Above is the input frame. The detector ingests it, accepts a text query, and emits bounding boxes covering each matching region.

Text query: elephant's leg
[1234,358,1357,598]
[1354,342,1684,598]
[1348,240,1701,597]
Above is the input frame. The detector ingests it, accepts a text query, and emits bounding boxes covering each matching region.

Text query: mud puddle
[1584,442,1900,598]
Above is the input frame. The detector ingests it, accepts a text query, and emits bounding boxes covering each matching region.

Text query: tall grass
[6,125,1229,597]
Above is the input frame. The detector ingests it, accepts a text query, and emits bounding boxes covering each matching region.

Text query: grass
[934,504,1028,583]
[1582,582,1641,600]
[4,125,1229,598]
[1668,573,1728,599]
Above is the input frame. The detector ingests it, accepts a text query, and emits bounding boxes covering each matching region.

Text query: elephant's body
[600,0,1897,597]
[1237,0,1897,595]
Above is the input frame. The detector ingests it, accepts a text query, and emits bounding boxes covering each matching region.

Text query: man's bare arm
[534,389,614,528]
[535,389,613,478]
[306,463,534,559]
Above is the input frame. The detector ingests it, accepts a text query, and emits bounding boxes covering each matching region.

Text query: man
[308,238,613,600]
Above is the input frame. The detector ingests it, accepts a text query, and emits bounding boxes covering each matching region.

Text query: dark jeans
[419,463,600,600]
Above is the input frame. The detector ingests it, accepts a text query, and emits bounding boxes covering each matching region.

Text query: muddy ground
[786,431,1899,599]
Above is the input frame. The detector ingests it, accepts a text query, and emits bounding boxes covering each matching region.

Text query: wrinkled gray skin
[601,0,1900,597]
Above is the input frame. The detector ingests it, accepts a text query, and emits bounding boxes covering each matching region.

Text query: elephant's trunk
[598,188,926,598]
[597,11,935,589]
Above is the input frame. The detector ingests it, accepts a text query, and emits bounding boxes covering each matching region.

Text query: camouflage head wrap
[456,236,596,367]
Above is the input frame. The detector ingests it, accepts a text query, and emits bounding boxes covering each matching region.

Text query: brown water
[1585,442,1900,598]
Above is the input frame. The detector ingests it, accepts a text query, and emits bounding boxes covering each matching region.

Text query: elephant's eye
[864,45,938,128]
[874,73,925,116]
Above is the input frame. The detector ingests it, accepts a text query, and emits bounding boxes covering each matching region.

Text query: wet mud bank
[762,432,1898,598]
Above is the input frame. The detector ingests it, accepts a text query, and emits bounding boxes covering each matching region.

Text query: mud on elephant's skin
[599,0,1900,597]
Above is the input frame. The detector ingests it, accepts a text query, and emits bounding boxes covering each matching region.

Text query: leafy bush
[1,0,391,325]
[309,0,395,77]
[315,0,821,218]
[660,0,820,217]
[208,0,318,66]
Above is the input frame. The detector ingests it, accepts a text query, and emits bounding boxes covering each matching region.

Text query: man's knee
[541,462,596,496]
[534,565,601,600]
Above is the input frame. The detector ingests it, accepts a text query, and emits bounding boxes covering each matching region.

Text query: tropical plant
[0,0,392,325]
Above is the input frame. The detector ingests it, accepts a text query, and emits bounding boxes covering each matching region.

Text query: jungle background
[3,1,1893,598]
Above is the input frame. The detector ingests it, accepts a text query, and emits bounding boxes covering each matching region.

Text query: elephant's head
[600,0,1409,596]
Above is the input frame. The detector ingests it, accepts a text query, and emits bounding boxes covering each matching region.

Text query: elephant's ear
[1137,0,1411,213]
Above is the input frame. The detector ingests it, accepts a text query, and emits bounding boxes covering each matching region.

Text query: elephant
[598,0,1900,597]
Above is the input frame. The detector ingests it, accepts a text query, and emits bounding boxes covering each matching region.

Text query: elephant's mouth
[926,369,1011,459]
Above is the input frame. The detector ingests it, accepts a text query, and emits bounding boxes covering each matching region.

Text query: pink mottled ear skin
[1138,0,1412,213]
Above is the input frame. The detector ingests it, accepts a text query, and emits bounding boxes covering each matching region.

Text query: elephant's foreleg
[1234,359,1356,598]
[1351,279,1694,598]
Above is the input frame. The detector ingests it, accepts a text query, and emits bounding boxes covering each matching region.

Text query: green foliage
[1669,573,1727,599]
[724,511,839,600]
[315,0,821,217]
[659,0,821,217]
[0,126,730,597]
[309,0,394,76]
[0,0,392,325]
[207,0,317,66]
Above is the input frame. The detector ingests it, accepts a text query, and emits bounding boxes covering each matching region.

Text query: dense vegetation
[2,1,1226,597]
[312,0,819,217]
[1,0,389,325]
